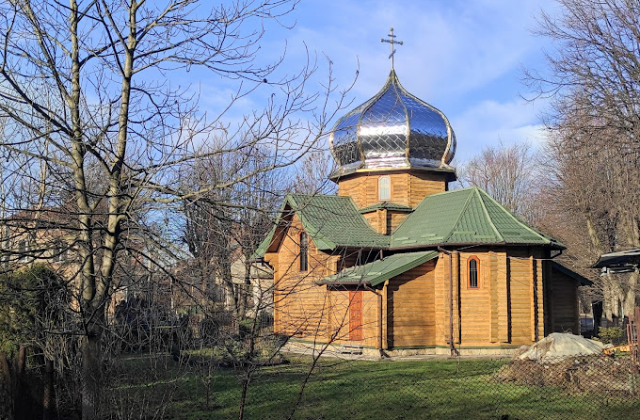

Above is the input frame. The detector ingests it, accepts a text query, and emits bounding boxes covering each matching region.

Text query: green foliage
[0,265,68,354]
[598,327,625,345]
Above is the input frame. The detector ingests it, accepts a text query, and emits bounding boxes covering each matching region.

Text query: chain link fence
[85,350,640,419]
[8,315,640,419]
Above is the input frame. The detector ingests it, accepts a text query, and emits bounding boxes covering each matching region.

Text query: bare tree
[459,141,539,224]
[527,0,640,322]
[0,1,347,418]
[289,149,337,195]
[536,118,640,323]
[180,145,281,324]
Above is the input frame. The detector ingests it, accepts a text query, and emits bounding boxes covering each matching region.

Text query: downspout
[438,247,455,356]
[364,284,385,358]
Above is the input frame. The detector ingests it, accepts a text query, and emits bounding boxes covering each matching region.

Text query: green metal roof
[320,251,438,287]
[253,187,563,259]
[288,194,390,250]
[252,194,389,258]
[392,187,562,248]
[252,224,278,260]
[359,201,414,214]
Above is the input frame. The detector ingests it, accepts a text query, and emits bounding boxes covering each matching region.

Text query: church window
[468,257,479,288]
[300,232,308,271]
[379,176,390,201]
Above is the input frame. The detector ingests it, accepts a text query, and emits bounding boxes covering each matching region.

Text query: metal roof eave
[319,251,439,288]
[593,248,640,269]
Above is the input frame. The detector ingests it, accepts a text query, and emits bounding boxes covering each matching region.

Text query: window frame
[468,256,480,289]
[378,176,391,201]
[299,232,308,272]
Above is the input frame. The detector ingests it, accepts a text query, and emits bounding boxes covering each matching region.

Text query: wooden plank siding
[406,172,449,208]
[458,252,492,346]
[388,260,436,348]
[337,171,448,209]
[265,210,572,353]
[328,288,380,348]
[267,214,338,339]
[361,212,379,233]
[508,252,534,345]
[388,212,410,233]
[550,270,580,334]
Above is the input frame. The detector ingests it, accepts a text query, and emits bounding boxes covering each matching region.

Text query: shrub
[598,326,625,345]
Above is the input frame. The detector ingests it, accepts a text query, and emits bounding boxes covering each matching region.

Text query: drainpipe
[438,247,455,357]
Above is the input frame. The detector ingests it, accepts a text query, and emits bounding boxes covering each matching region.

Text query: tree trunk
[14,345,26,419]
[81,334,101,420]
[624,271,639,321]
[43,358,54,420]
[0,352,13,418]
[602,275,623,324]
[16,345,25,377]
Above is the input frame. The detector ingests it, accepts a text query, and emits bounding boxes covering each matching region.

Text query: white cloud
[174,0,562,166]
[451,98,550,164]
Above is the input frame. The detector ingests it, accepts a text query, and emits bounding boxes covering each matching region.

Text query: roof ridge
[475,188,550,244]
[286,194,336,250]
[392,187,472,232]
[288,192,352,200]
[473,187,504,242]
[442,188,478,243]
[290,193,387,250]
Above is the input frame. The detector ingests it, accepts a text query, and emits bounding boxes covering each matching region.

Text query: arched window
[378,176,390,201]
[299,232,308,271]
[468,257,479,289]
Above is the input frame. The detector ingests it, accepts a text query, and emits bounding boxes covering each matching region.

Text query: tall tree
[0,1,345,418]
[459,141,539,224]
[528,0,640,321]
[180,145,280,325]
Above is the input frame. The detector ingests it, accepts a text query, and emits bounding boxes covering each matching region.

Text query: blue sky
[193,0,561,165]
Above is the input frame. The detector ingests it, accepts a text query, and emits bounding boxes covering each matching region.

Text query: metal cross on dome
[381,27,403,70]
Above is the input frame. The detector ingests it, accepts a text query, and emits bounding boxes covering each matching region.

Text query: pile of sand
[495,334,635,395]
[517,333,606,363]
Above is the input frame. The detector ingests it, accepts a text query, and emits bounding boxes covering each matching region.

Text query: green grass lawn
[106,356,640,420]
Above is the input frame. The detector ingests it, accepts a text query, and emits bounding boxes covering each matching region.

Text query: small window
[299,232,308,272]
[468,257,479,288]
[378,176,390,201]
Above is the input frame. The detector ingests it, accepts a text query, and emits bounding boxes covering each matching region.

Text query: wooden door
[349,290,363,341]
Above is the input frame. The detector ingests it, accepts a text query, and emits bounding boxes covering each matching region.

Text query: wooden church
[254,50,589,355]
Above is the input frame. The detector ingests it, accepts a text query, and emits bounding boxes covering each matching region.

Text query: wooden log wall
[457,252,492,346]
[328,288,380,348]
[550,270,580,334]
[387,260,436,348]
[266,213,563,351]
[266,214,338,339]
[431,248,546,349]
[337,171,448,209]
[388,212,409,233]
[508,253,533,344]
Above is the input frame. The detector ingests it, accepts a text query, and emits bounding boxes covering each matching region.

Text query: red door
[349,290,363,341]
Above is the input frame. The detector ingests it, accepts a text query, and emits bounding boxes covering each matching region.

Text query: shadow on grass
[103,356,640,420]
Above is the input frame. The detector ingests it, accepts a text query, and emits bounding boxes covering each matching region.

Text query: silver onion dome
[329,70,456,178]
